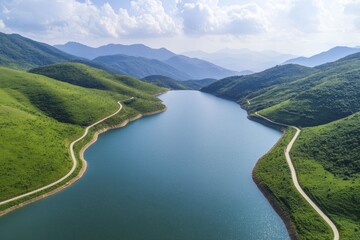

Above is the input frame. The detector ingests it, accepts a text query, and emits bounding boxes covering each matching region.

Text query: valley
[0,28,359,240]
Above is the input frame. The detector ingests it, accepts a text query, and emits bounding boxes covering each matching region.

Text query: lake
[0,91,289,240]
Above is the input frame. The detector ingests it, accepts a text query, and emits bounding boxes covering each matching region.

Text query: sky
[0,0,360,56]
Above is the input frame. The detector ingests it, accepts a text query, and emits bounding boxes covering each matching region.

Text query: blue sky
[0,0,359,55]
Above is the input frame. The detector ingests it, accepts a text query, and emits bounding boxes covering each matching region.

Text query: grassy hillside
[182,78,217,90]
[0,66,165,209]
[142,75,191,90]
[204,52,360,239]
[291,113,360,239]
[253,129,332,240]
[0,32,77,70]
[259,68,360,127]
[93,54,191,80]
[202,64,316,102]
[142,75,217,90]
[30,63,164,98]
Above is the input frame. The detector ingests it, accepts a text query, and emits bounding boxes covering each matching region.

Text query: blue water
[0,91,288,239]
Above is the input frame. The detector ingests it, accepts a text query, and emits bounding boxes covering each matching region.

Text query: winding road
[0,99,128,208]
[254,111,339,240]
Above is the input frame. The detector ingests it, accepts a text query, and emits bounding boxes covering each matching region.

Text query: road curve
[254,111,339,240]
[0,99,128,207]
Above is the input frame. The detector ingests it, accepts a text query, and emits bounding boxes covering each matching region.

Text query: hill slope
[30,63,163,97]
[284,46,360,67]
[202,64,316,102]
[142,75,217,90]
[0,32,77,69]
[202,52,360,239]
[0,66,165,211]
[142,75,190,90]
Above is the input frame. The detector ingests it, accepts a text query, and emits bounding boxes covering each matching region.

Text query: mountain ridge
[0,32,78,69]
[284,46,360,67]
[55,41,176,61]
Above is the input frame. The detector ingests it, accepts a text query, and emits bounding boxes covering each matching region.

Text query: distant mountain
[93,54,192,81]
[56,41,240,80]
[0,32,78,69]
[54,42,176,61]
[142,75,217,90]
[164,55,240,80]
[183,48,295,72]
[283,46,360,67]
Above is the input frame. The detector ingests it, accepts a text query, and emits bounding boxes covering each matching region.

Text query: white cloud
[176,0,267,35]
[287,0,321,32]
[0,0,179,39]
[121,0,180,36]
[343,0,360,30]
[0,0,359,54]
[0,20,5,30]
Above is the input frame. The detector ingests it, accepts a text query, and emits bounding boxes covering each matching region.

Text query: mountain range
[92,54,192,80]
[55,42,240,80]
[183,48,295,72]
[283,46,360,67]
[55,41,176,61]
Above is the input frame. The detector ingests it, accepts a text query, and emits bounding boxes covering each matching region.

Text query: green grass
[29,62,164,98]
[142,75,191,90]
[142,75,217,90]
[0,32,76,70]
[0,66,165,210]
[254,128,332,239]
[259,69,360,127]
[289,113,360,239]
[202,64,316,102]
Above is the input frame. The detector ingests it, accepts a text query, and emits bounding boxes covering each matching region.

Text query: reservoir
[0,91,288,239]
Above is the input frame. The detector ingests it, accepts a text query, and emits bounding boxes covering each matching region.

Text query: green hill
[257,56,360,127]
[259,68,360,127]
[0,32,77,69]
[30,63,163,98]
[202,53,360,239]
[202,64,316,102]
[291,113,360,239]
[182,78,217,90]
[142,75,217,90]
[0,66,165,211]
[142,75,191,90]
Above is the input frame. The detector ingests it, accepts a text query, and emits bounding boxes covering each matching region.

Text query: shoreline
[251,135,299,240]
[248,110,339,240]
[0,105,167,217]
[245,107,299,239]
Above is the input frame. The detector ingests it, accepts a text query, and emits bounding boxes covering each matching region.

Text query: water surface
[0,91,288,239]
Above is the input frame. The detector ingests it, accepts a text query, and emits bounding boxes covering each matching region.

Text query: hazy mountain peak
[55,42,176,61]
[183,48,295,72]
[284,46,360,67]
